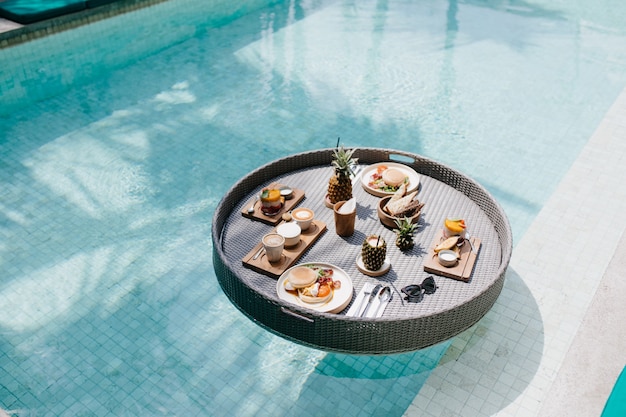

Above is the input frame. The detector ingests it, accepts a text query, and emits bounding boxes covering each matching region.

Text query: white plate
[361,162,420,197]
[276,263,353,313]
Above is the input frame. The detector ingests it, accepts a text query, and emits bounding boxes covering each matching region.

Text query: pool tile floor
[405,88,626,416]
[1,8,625,412]
[1,87,625,416]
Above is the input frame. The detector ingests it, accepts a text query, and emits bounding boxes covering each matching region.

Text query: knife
[361,284,382,317]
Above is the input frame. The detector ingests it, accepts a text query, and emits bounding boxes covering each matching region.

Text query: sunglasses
[401,276,437,303]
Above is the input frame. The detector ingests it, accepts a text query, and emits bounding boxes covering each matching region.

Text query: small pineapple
[394,217,417,250]
[362,235,387,271]
[327,144,357,204]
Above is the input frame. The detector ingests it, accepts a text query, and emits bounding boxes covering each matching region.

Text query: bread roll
[384,191,417,216]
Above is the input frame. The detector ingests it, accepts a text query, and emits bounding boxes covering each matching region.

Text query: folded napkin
[338,198,356,214]
[347,283,392,318]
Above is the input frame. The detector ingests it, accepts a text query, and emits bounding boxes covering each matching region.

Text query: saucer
[356,255,391,277]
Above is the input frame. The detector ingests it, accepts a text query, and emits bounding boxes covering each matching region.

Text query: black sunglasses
[401,276,437,303]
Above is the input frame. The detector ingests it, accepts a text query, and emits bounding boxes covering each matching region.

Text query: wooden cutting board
[242,220,327,278]
[241,185,305,225]
[423,230,481,282]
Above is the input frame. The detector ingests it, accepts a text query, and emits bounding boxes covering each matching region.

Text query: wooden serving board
[242,220,327,278]
[423,230,481,282]
[241,186,305,225]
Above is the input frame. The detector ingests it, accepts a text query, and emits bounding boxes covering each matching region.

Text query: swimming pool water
[1,0,626,416]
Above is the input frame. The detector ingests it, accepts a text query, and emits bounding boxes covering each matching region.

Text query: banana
[434,236,462,253]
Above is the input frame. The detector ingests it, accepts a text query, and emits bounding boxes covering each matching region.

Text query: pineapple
[362,235,387,271]
[394,217,417,250]
[327,145,357,204]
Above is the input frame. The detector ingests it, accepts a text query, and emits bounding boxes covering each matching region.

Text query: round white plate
[361,162,420,197]
[356,255,391,277]
[276,263,353,313]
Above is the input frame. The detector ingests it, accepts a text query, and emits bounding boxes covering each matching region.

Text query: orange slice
[444,218,466,234]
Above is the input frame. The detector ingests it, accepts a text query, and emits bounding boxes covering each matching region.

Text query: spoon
[247,195,259,214]
[465,231,476,253]
[373,286,391,317]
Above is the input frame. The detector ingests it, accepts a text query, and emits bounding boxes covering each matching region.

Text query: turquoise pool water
[1,0,626,416]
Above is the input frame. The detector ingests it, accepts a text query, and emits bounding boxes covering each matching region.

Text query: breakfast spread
[383,184,423,218]
[284,265,341,304]
[368,165,409,193]
[247,160,481,313]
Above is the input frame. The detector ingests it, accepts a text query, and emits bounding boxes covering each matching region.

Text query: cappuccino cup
[291,207,314,231]
[262,233,285,263]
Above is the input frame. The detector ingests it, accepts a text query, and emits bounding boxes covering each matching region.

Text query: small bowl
[280,187,294,200]
[276,222,301,247]
[437,249,459,267]
[377,196,421,228]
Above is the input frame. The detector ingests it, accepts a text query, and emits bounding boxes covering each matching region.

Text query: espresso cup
[262,233,285,263]
[291,207,314,231]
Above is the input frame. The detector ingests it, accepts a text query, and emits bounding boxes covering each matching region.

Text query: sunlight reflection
[0,202,28,225]
[249,338,325,405]
[153,81,196,106]
[23,132,153,218]
[0,248,113,332]
[198,104,220,121]
[234,4,428,126]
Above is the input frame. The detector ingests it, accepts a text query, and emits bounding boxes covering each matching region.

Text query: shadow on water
[288,267,543,416]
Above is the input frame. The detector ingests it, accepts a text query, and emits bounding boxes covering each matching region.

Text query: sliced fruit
[444,218,466,233]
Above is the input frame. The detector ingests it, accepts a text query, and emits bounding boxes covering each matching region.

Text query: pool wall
[0,0,279,116]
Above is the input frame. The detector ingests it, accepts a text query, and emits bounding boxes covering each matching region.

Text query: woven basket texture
[212,148,512,354]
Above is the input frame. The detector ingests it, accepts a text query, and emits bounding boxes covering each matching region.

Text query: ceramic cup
[276,222,301,248]
[262,233,285,263]
[333,201,356,237]
[291,207,314,231]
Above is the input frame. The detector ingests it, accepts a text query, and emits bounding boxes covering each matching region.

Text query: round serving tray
[212,148,512,354]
